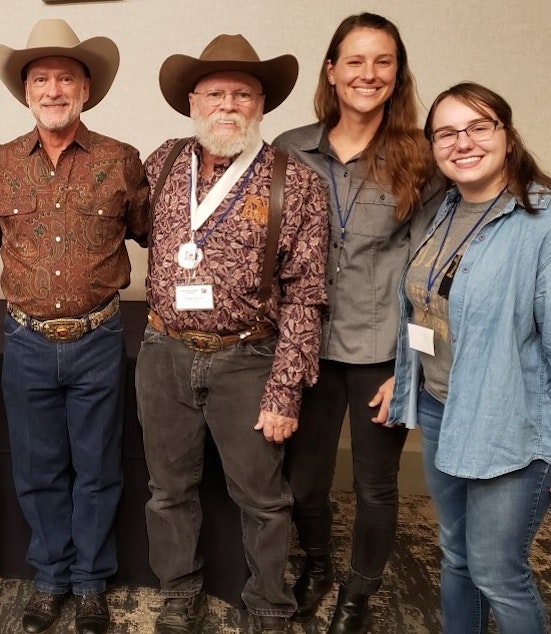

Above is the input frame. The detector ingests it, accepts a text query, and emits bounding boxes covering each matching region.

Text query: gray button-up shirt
[274,122,443,364]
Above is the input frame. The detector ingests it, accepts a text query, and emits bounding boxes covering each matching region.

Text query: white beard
[193,112,262,158]
[28,91,85,132]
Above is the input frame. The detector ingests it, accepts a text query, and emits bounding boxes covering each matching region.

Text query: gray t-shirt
[405,196,508,402]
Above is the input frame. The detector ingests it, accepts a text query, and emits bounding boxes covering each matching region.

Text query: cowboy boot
[292,553,334,622]
[327,584,370,634]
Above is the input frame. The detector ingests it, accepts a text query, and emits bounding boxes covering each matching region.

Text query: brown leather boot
[250,615,290,633]
[22,590,67,634]
[74,593,110,634]
[154,593,207,634]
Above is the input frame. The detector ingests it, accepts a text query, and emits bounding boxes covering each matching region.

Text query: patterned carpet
[1,492,550,633]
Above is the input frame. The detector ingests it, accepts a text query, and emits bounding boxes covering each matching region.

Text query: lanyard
[327,157,363,240]
[425,187,506,310]
[190,149,263,250]
[190,138,263,233]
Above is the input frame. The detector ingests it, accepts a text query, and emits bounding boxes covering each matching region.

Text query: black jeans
[284,359,408,594]
[136,325,295,617]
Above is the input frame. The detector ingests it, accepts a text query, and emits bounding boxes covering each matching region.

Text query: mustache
[206,113,246,127]
[38,100,70,106]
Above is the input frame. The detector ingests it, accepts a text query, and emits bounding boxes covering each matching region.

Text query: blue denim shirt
[389,185,551,478]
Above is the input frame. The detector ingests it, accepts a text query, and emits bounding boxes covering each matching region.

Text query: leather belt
[7,294,120,343]
[147,309,275,353]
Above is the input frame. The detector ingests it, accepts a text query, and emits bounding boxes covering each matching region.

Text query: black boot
[292,553,334,622]
[327,584,369,634]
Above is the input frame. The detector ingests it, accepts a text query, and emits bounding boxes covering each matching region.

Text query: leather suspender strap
[146,138,188,293]
[149,138,189,213]
[257,149,287,313]
[147,142,288,309]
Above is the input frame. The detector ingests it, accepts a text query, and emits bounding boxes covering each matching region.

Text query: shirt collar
[303,124,326,153]
[316,123,387,164]
[24,121,90,156]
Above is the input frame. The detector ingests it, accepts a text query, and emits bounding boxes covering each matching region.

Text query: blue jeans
[418,389,551,634]
[2,312,125,596]
[285,359,408,594]
[135,325,296,617]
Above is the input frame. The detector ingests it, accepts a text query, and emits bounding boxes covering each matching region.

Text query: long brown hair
[314,12,432,221]
[424,82,551,214]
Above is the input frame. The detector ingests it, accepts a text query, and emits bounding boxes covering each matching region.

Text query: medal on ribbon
[178,241,203,269]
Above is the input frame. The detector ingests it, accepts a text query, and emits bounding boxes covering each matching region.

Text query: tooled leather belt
[147,309,275,353]
[7,294,120,343]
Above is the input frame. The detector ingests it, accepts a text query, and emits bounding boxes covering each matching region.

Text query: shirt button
[13,209,18,214]
[55,236,61,242]
[50,170,55,176]
[336,267,341,273]
[55,202,61,209]
[328,279,334,285]
[333,242,338,248]
[55,270,61,276]
[98,209,103,215]
[55,302,61,309]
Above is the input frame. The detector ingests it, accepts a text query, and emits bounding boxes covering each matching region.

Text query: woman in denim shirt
[273,12,441,633]
[389,82,551,633]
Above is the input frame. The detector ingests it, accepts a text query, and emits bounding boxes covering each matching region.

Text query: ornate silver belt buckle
[180,330,223,352]
[41,319,85,342]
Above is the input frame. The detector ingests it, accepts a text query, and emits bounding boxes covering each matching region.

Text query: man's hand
[254,410,298,443]
[369,376,395,425]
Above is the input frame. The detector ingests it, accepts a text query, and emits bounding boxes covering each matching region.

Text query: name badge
[407,323,435,356]
[175,284,214,311]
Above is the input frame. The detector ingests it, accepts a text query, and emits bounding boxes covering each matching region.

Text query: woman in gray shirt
[274,12,440,633]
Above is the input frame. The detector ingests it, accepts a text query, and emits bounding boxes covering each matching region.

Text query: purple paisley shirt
[145,137,329,418]
[0,123,150,317]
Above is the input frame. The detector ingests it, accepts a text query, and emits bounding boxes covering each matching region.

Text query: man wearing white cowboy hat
[0,19,149,634]
[136,34,328,634]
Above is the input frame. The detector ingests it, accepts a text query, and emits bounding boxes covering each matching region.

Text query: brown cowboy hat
[0,19,119,111]
[159,34,298,117]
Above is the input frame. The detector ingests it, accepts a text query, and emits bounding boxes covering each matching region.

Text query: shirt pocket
[74,187,126,249]
[349,187,397,239]
[75,183,126,218]
[0,195,39,258]
[0,194,38,218]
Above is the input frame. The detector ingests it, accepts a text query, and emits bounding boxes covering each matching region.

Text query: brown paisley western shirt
[0,123,150,317]
[145,138,329,418]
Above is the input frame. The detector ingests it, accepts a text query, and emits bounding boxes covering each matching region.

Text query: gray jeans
[136,324,296,617]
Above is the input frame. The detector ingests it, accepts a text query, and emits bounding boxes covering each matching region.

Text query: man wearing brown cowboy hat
[136,34,328,634]
[0,19,149,634]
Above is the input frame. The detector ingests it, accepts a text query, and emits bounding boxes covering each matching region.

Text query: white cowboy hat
[0,19,119,111]
[159,33,298,117]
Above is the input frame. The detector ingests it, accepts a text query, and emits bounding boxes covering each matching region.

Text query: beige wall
[0,0,550,299]
[3,1,547,489]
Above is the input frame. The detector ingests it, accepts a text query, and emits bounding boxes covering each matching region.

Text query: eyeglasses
[192,90,262,106]
[431,119,503,149]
